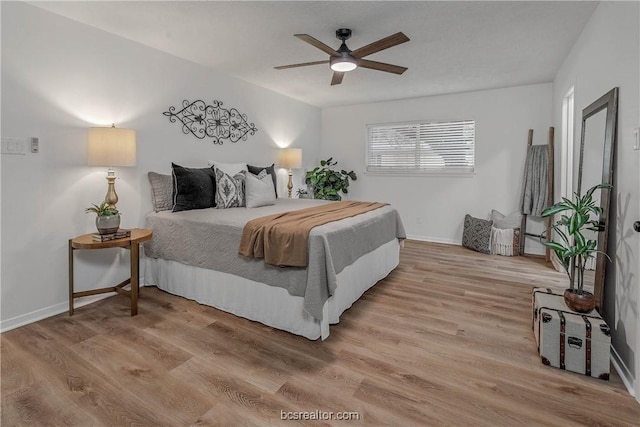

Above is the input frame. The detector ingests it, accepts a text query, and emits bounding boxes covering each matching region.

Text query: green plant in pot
[296,188,310,199]
[541,183,610,313]
[305,157,357,201]
[86,201,121,235]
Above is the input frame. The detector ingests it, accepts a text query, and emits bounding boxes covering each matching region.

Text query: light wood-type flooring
[2,240,640,426]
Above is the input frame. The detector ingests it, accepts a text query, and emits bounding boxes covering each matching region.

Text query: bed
[142,198,405,340]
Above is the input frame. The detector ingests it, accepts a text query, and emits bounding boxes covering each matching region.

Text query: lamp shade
[87,126,137,167]
[279,148,302,169]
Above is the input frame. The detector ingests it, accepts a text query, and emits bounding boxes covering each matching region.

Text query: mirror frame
[576,87,618,314]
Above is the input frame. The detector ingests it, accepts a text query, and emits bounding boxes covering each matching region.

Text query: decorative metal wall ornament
[163,99,258,144]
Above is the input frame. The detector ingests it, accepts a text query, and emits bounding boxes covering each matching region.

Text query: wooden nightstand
[69,228,153,316]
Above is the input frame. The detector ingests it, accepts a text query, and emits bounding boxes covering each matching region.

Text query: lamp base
[104,168,119,209]
[287,171,293,198]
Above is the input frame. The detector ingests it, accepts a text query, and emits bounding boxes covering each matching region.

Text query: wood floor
[2,240,639,426]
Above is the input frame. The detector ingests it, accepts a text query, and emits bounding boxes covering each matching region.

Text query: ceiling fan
[274,28,410,86]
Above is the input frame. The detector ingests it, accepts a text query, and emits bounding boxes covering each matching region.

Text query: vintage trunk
[532,288,611,380]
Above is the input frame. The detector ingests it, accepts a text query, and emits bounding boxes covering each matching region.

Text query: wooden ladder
[520,127,554,261]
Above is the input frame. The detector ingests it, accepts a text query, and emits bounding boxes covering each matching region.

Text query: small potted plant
[296,188,311,199]
[305,157,357,201]
[541,183,610,312]
[86,201,121,235]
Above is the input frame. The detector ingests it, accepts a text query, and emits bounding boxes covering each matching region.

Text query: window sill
[364,170,476,178]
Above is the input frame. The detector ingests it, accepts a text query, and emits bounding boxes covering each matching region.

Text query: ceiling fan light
[330,56,357,72]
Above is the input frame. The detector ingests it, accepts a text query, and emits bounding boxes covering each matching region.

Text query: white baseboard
[0,293,113,333]
[0,281,148,333]
[405,234,546,256]
[611,345,636,398]
[406,234,458,245]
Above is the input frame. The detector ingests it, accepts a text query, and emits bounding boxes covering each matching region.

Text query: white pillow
[207,160,247,176]
[490,209,522,229]
[245,170,276,208]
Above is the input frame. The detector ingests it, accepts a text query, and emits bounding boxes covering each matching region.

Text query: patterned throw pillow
[462,214,493,254]
[214,168,246,208]
[207,160,247,176]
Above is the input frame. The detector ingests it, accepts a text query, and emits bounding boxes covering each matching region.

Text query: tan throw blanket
[239,201,388,267]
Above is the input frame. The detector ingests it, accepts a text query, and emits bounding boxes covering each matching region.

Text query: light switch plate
[1,137,28,155]
[31,137,39,153]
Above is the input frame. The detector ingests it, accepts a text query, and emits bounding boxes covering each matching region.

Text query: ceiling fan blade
[358,59,408,75]
[331,72,344,86]
[351,32,410,58]
[295,34,339,56]
[274,60,329,70]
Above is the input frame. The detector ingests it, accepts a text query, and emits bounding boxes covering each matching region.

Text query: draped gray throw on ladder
[521,145,549,216]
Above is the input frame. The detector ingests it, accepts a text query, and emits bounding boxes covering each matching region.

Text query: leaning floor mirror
[576,87,618,314]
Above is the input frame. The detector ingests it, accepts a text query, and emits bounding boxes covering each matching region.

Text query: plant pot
[96,214,121,235]
[563,288,595,313]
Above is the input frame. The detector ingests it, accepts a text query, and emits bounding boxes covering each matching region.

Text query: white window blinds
[366,120,475,174]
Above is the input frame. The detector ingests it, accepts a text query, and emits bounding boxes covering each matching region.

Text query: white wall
[0,2,321,329]
[321,84,552,253]
[553,1,640,398]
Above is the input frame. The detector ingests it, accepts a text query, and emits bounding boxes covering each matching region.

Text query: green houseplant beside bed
[541,183,610,313]
[305,157,357,201]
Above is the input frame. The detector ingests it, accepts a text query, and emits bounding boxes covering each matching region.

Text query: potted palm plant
[305,157,357,201]
[541,183,610,313]
[86,201,121,235]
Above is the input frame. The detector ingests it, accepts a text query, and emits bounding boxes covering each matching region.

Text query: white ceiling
[30,1,598,108]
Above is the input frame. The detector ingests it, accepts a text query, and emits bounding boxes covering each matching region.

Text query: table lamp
[279,148,302,198]
[87,124,137,208]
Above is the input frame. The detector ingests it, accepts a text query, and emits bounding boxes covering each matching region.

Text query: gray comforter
[144,198,406,320]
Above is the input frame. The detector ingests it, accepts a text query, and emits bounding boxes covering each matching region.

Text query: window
[366,120,475,174]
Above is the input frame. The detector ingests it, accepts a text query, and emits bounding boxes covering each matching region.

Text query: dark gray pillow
[247,163,278,198]
[171,163,216,212]
[462,214,493,254]
[147,171,173,212]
